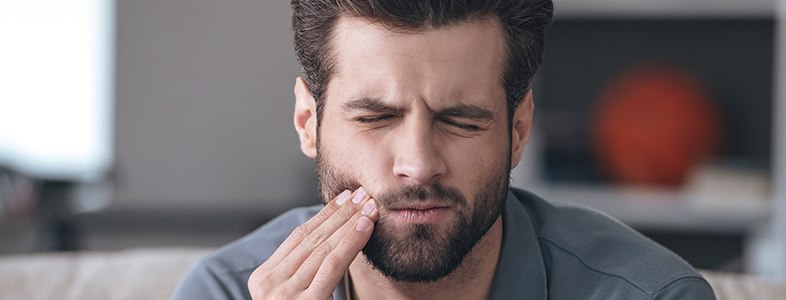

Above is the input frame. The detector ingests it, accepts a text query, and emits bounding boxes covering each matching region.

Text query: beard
[316,152,510,283]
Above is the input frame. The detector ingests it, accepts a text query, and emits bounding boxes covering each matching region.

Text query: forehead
[326,16,507,109]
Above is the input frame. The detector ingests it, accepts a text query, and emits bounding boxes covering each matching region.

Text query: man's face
[304,17,522,282]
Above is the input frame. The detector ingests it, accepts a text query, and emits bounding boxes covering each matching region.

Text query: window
[0,0,114,181]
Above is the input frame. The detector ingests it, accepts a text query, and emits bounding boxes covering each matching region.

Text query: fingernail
[335,190,351,206]
[361,199,376,216]
[352,187,366,204]
[355,217,372,231]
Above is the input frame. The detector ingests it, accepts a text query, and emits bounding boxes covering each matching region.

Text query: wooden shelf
[555,0,775,19]
[525,184,771,233]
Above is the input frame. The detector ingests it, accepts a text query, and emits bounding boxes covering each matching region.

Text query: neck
[348,216,503,300]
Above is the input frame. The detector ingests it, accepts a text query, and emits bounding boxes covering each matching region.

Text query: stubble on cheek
[315,153,363,205]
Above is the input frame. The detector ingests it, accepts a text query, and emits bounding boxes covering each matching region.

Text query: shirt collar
[489,189,548,299]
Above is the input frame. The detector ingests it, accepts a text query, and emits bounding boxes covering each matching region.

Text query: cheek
[445,130,509,161]
[444,133,510,184]
[321,124,391,180]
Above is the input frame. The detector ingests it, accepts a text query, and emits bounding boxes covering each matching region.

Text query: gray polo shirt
[172,188,715,299]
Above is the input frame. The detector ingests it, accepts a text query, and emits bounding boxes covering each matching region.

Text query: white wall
[113,0,317,212]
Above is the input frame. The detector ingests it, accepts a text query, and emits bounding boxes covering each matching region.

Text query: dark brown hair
[291,0,554,121]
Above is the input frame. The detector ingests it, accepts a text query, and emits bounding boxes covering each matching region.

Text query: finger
[290,198,378,288]
[259,189,353,271]
[304,214,376,297]
[273,187,370,277]
[318,198,380,255]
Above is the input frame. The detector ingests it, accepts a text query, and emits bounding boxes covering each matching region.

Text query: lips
[390,203,450,210]
[386,205,451,224]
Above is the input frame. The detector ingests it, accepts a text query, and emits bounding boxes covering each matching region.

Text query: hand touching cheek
[248,188,379,299]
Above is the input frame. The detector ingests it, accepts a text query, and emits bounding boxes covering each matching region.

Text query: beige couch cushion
[0,247,212,300]
[702,270,786,300]
[2,247,786,299]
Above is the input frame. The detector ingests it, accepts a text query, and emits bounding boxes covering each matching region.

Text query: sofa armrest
[0,247,213,300]
[700,270,786,300]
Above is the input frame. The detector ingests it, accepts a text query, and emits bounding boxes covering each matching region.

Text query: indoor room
[1,0,785,298]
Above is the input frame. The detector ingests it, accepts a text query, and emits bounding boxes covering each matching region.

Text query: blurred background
[1,0,785,280]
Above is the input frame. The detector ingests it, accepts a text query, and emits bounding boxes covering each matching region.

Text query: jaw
[348,216,504,299]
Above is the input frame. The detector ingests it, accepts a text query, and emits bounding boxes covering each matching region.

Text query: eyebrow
[341,97,494,121]
[437,104,494,121]
[341,97,401,114]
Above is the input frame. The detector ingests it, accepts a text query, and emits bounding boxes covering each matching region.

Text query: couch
[1,248,785,299]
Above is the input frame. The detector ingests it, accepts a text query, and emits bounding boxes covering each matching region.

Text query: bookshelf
[512,0,785,276]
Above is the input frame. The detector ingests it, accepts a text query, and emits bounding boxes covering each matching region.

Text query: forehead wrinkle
[329,16,508,116]
[331,15,505,70]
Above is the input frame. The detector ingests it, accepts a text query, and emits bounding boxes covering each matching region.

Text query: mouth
[385,204,452,224]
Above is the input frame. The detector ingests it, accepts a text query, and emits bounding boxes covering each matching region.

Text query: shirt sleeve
[650,276,716,300]
[170,258,251,300]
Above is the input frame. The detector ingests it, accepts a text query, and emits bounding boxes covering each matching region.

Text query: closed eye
[355,114,398,124]
[439,117,483,131]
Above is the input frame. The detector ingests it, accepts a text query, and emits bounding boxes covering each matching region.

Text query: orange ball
[592,66,722,187]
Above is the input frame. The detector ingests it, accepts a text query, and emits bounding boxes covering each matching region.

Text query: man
[173,0,715,299]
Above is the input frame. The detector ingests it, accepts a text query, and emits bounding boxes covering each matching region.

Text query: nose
[392,120,447,185]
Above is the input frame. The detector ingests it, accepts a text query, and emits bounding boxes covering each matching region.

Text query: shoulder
[509,188,715,299]
[203,204,321,272]
[171,205,321,300]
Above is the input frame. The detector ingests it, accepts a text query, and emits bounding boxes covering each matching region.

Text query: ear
[293,77,318,159]
[510,89,534,169]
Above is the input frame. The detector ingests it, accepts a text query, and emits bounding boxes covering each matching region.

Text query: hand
[248,187,379,299]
